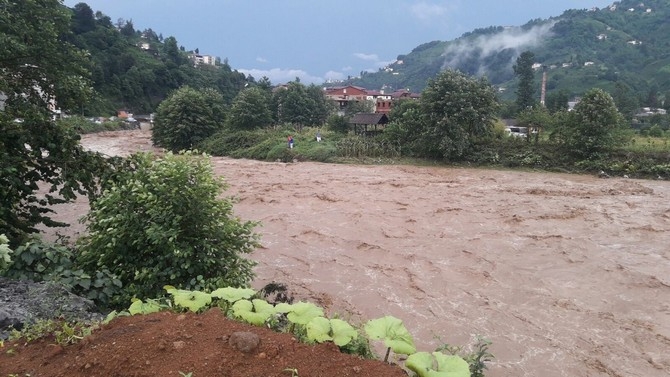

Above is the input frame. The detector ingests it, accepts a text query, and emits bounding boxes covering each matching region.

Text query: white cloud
[441,21,557,75]
[256,57,268,63]
[324,70,346,81]
[353,53,395,73]
[238,68,324,85]
[410,2,450,21]
[353,52,380,61]
[341,66,353,72]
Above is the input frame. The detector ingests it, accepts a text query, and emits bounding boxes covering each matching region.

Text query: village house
[323,85,420,116]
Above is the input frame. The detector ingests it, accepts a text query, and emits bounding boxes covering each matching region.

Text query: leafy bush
[326,114,350,134]
[152,86,227,152]
[560,88,629,160]
[197,129,268,156]
[0,237,122,306]
[75,152,259,308]
[300,144,338,162]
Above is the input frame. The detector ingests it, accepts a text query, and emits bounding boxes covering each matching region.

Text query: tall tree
[152,86,227,151]
[162,36,186,66]
[416,69,500,159]
[611,82,639,120]
[545,89,570,114]
[227,87,273,130]
[273,80,330,127]
[646,85,659,108]
[514,51,537,111]
[560,88,629,159]
[71,2,96,34]
[0,0,109,246]
[305,84,331,125]
[344,99,374,118]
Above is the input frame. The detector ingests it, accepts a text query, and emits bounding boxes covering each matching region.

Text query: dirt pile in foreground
[1,309,406,377]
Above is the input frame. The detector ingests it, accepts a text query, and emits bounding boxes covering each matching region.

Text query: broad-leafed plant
[406,351,471,377]
[364,315,416,362]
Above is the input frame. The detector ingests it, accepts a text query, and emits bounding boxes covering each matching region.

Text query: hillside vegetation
[348,0,670,106]
[67,3,248,115]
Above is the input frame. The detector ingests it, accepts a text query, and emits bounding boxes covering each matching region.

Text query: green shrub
[152,86,227,152]
[266,144,296,162]
[198,129,267,156]
[326,115,349,134]
[0,237,122,306]
[300,144,338,162]
[75,152,259,308]
[649,125,663,138]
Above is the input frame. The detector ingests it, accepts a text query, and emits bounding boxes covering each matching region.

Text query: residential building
[323,85,420,116]
[189,53,217,66]
[323,85,369,115]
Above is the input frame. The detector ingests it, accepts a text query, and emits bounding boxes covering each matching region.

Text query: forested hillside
[67,3,249,115]
[347,0,670,107]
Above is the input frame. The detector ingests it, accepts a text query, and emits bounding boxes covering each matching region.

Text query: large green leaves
[275,301,324,325]
[128,298,162,315]
[364,315,416,356]
[210,287,256,303]
[232,299,276,326]
[306,317,358,346]
[165,286,212,312]
[406,352,471,377]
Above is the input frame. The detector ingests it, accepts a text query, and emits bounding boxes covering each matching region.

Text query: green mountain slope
[67,3,248,115]
[347,0,670,102]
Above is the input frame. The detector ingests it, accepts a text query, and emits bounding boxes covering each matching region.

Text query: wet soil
[14,130,670,377]
[1,309,407,377]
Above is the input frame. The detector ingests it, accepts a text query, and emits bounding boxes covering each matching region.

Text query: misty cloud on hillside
[441,21,556,82]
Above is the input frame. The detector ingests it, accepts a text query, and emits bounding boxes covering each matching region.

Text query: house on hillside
[324,85,369,115]
[390,89,421,100]
[189,53,217,66]
[348,113,389,136]
[365,90,392,115]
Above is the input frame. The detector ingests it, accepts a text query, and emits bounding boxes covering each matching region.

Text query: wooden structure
[348,113,389,136]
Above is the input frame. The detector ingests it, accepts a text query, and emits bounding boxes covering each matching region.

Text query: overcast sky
[63,0,615,84]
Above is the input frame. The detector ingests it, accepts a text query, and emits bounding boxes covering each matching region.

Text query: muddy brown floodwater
[46,130,670,377]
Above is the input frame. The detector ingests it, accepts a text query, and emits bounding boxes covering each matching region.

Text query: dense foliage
[386,70,499,160]
[227,87,274,130]
[0,0,111,247]
[514,51,537,111]
[0,237,122,305]
[557,88,630,159]
[76,152,259,307]
[273,81,331,127]
[66,2,248,114]
[152,86,226,151]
